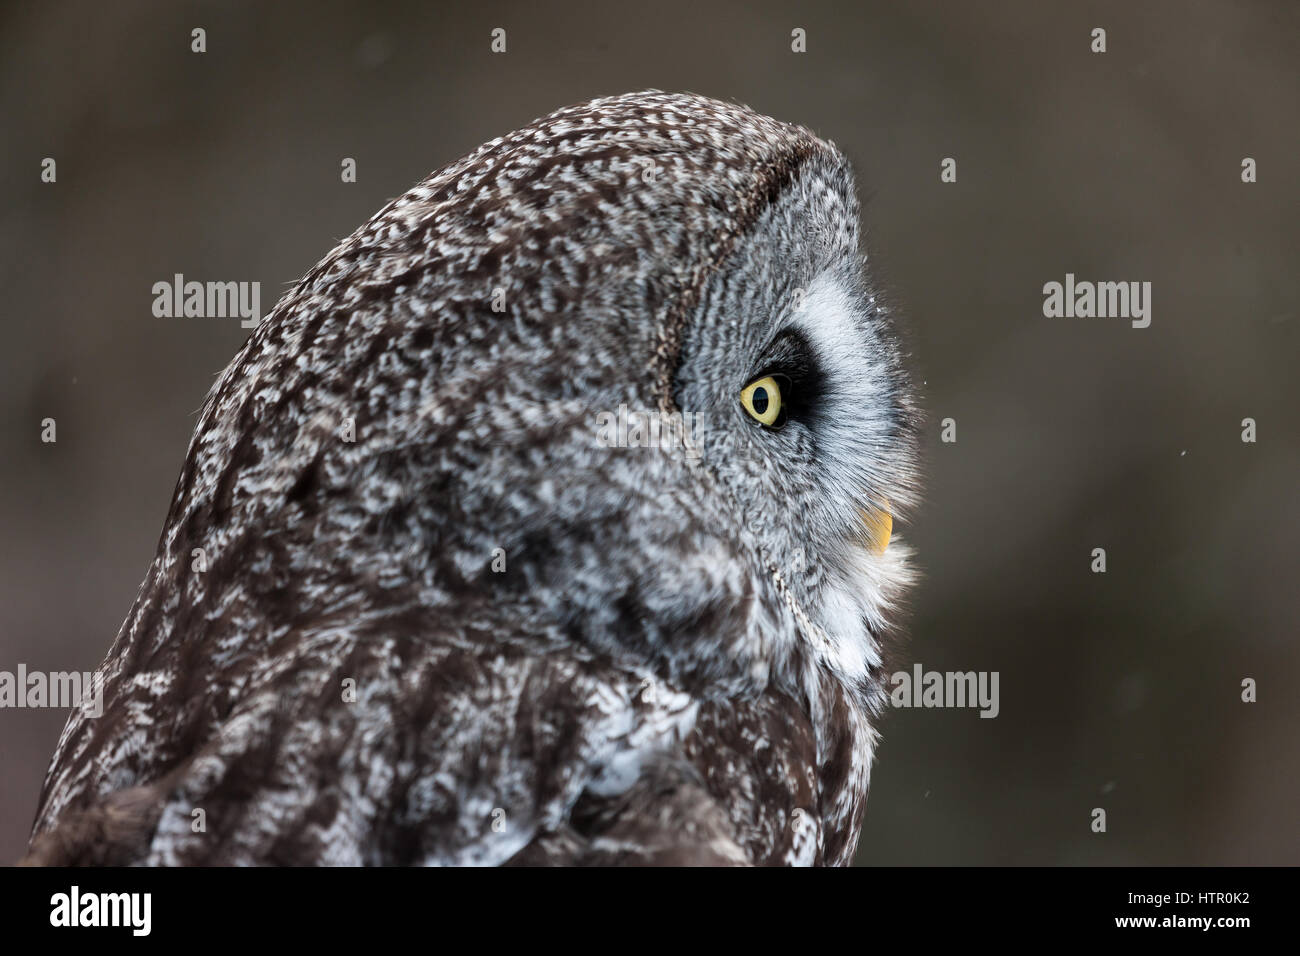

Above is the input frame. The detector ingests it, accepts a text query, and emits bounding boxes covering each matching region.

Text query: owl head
[172,91,919,714]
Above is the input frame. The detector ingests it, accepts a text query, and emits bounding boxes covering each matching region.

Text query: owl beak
[858,505,892,555]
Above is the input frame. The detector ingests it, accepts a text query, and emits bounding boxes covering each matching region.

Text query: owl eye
[740,375,786,428]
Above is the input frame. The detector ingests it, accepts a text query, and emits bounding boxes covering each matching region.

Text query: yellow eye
[740,375,784,427]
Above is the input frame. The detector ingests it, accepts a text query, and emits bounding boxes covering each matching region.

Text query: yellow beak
[860,505,892,555]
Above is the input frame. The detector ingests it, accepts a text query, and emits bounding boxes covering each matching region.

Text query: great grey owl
[27,91,919,866]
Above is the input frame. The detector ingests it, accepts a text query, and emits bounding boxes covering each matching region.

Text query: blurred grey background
[2,0,1296,865]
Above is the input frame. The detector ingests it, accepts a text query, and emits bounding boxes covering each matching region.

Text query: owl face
[671,150,918,698]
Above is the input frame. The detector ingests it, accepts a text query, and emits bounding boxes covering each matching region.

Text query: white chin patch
[815,539,911,684]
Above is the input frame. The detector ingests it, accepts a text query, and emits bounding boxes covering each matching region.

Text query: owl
[26,91,918,866]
